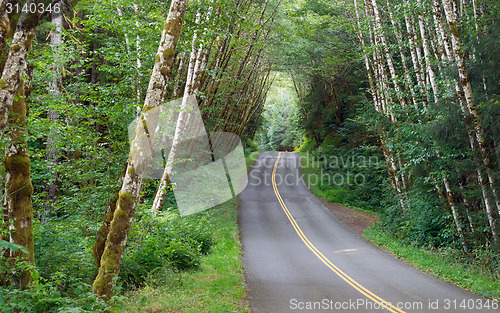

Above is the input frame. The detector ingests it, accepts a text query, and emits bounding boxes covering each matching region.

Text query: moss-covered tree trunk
[92,0,189,301]
[4,73,35,289]
[92,164,127,268]
[0,0,43,140]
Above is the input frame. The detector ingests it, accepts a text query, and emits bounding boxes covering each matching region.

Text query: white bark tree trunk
[151,12,206,214]
[43,1,63,223]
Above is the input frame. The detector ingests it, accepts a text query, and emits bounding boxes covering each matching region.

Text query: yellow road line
[272,152,407,313]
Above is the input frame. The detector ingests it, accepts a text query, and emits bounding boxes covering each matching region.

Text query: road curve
[238,152,499,313]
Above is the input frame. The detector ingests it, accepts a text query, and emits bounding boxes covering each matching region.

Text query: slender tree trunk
[92,0,188,301]
[134,4,142,104]
[43,1,63,223]
[417,0,440,104]
[151,12,206,214]
[172,52,186,99]
[458,180,475,233]
[352,0,380,110]
[364,0,386,113]
[442,175,468,252]
[403,0,429,110]
[371,0,406,109]
[385,0,418,110]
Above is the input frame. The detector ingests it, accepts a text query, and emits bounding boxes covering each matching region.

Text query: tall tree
[4,68,35,289]
[43,0,63,223]
[92,0,189,301]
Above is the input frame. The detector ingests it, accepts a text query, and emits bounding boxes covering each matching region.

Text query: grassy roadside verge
[120,199,249,312]
[298,151,500,300]
[364,225,500,300]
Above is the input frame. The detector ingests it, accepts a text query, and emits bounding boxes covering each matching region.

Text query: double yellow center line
[271,152,407,313]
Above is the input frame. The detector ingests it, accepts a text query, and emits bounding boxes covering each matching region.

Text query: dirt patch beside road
[318,199,379,236]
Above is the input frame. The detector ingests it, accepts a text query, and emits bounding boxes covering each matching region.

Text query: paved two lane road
[239,152,499,313]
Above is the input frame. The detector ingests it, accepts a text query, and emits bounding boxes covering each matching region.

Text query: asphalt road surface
[238,152,499,313]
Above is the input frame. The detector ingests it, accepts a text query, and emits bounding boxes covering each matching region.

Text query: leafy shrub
[0,271,111,313]
[322,188,348,203]
[165,240,200,270]
[120,207,214,287]
[244,139,259,156]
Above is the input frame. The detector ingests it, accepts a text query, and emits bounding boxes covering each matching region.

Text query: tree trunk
[352,0,380,111]
[172,52,186,99]
[442,175,468,252]
[43,1,63,223]
[403,0,429,110]
[92,0,188,301]
[417,0,440,104]
[4,72,35,289]
[151,12,206,214]
[385,0,418,110]
[134,4,142,104]
[371,0,406,109]
[92,164,128,268]
[0,0,43,141]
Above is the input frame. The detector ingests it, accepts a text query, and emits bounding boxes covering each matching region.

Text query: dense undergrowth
[1,198,219,312]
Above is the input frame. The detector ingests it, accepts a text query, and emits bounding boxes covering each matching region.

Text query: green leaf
[0,239,29,254]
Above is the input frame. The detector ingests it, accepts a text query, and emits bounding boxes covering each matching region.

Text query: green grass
[245,151,259,170]
[295,137,315,153]
[119,199,249,312]
[364,225,500,300]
